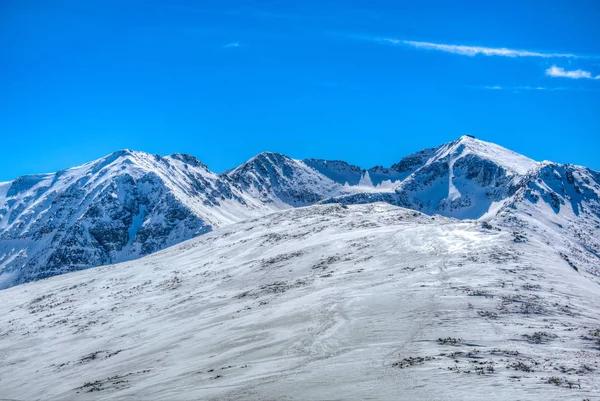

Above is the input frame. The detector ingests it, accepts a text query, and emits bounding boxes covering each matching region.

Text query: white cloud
[480,85,600,92]
[483,86,548,91]
[224,42,241,48]
[545,65,599,79]
[381,39,577,58]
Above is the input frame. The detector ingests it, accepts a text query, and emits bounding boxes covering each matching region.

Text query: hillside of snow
[0,203,599,400]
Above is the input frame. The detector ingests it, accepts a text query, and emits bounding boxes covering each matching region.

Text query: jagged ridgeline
[1,136,599,288]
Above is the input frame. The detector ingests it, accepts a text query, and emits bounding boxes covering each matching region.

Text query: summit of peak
[452,135,495,149]
[234,152,295,170]
[168,153,208,169]
[253,151,292,160]
[88,149,158,170]
[436,136,538,175]
[104,149,150,159]
[226,151,296,179]
[98,149,154,163]
[115,148,135,155]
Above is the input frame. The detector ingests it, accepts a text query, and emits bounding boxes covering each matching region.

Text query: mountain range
[1,135,599,288]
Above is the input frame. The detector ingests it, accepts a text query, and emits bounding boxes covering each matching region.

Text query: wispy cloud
[545,65,599,79]
[223,42,242,49]
[378,38,577,58]
[479,85,599,92]
[483,85,548,90]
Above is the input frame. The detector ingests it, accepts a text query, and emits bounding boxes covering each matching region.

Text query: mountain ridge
[1,136,599,288]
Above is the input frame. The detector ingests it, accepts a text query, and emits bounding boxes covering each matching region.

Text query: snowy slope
[0,150,270,288]
[302,158,364,186]
[0,203,599,400]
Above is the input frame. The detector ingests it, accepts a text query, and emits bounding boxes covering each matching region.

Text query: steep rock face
[0,150,267,288]
[302,159,363,186]
[365,166,404,186]
[390,147,438,179]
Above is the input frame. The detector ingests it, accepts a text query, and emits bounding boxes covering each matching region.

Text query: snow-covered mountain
[0,150,269,288]
[2,136,599,289]
[226,152,343,207]
[1,203,599,400]
[325,135,538,219]
[493,161,600,277]
[395,135,536,218]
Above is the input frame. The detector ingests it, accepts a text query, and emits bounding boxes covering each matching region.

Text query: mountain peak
[0,147,267,288]
[102,148,150,161]
[437,136,537,175]
[113,148,135,156]
[227,151,341,207]
[90,150,211,175]
[168,153,208,169]
[458,134,477,141]
[229,152,295,177]
[252,151,293,162]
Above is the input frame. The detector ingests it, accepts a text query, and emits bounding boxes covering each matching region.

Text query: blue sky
[1,0,599,181]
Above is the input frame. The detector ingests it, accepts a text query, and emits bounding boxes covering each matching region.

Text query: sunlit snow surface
[1,203,599,400]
